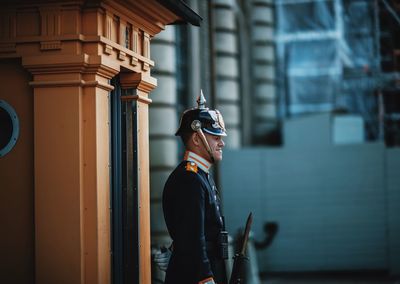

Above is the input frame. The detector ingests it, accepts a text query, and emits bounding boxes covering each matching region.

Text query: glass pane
[277,0,335,33]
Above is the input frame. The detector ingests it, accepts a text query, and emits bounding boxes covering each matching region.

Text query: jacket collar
[184,150,212,173]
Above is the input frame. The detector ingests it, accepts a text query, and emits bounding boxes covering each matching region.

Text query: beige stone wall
[149,26,177,248]
[250,0,278,143]
[214,0,242,148]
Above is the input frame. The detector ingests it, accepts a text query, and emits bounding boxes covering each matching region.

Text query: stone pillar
[251,0,277,144]
[214,0,242,148]
[149,26,177,249]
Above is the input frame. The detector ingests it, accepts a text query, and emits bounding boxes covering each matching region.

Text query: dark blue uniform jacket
[163,161,227,284]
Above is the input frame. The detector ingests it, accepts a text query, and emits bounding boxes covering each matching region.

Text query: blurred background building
[149,0,400,283]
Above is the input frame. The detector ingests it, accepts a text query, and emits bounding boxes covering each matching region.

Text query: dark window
[0,100,19,157]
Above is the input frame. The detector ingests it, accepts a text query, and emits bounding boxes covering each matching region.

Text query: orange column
[81,78,114,284]
[24,56,117,284]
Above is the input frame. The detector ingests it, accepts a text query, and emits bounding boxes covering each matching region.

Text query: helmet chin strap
[196,129,215,163]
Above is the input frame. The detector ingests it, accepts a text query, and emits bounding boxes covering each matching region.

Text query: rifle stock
[229,212,253,284]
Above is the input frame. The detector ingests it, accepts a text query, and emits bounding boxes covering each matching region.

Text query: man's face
[204,133,225,162]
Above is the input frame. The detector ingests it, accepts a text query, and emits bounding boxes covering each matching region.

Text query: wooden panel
[0,59,34,284]
[34,85,83,284]
[16,10,40,37]
[96,88,112,284]
[82,85,112,284]
[137,91,151,284]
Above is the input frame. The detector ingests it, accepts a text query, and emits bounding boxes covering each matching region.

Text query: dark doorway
[110,76,139,284]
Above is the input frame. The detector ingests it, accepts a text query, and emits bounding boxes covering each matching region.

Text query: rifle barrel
[240,212,253,255]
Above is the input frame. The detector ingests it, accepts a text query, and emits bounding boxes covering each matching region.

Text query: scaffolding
[275,0,400,143]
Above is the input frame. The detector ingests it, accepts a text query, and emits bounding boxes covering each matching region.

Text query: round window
[0,100,19,157]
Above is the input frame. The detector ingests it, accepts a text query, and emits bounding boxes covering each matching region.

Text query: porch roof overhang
[156,0,202,26]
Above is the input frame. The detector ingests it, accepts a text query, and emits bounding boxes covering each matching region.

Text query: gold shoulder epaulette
[185,161,198,173]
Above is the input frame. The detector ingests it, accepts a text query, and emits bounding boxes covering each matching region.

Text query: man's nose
[219,139,225,147]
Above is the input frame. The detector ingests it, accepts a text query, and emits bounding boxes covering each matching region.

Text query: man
[162,91,229,284]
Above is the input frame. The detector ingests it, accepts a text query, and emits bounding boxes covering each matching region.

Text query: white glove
[199,277,215,284]
[153,246,172,272]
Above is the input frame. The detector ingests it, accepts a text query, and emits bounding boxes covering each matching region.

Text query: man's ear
[191,132,201,147]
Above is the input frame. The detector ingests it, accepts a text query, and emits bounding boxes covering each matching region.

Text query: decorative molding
[0,43,16,54]
[131,56,139,66]
[28,79,114,91]
[82,80,114,91]
[0,12,17,40]
[132,27,139,53]
[1,5,158,74]
[22,54,120,79]
[118,18,126,47]
[118,50,126,61]
[29,79,83,87]
[101,0,171,36]
[143,32,150,58]
[40,40,61,50]
[98,35,154,69]
[104,44,113,55]
[40,8,61,36]
[104,12,113,40]
[119,72,157,93]
[120,94,152,104]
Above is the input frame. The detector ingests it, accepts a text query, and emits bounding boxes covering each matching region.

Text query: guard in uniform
[162,91,229,284]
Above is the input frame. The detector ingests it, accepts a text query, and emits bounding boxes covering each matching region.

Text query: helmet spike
[197,89,207,109]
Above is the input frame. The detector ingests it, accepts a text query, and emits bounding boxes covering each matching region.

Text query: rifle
[229,212,253,284]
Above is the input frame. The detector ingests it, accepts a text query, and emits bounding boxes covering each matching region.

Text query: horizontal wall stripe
[213,3,232,10]
[150,168,177,178]
[253,1,274,8]
[255,78,276,84]
[216,76,239,83]
[224,122,241,128]
[215,50,239,57]
[214,27,236,33]
[253,39,275,45]
[151,70,176,76]
[149,134,177,140]
[255,97,276,104]
[216,98,241,105]
[254,59,275,65]
[214,28,238,35]
[216,74,239,81]
[151,39,176,46]
[215,97,240,104]
[149,102,177,108]
[150,165,178,172]
[252,20,274,27]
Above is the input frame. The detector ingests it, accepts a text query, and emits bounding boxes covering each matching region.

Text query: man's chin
[214,154,223,162]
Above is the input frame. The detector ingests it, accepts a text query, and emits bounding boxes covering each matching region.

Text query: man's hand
[153,246,172,272]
